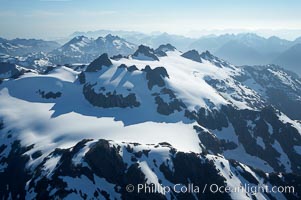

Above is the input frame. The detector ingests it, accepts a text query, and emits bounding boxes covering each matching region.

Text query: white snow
[272,141,292,172]
[0,87,201,164]
[62,175,120,200]
[211,123,238,144]
[256,137,266,149]
[278,112,301,134]
[293,146,301,155]
[223,144,274,172]
[43,155,60,176]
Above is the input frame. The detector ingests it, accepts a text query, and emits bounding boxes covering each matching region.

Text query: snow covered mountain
[49,34,137,64]
[0,52,53,72]
[0,45,301,199]
[0,38,60,56]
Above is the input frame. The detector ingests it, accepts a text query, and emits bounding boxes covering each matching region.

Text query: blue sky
[0,0,301,39]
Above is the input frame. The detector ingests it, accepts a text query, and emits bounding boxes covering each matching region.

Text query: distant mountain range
[70,31,301,75]
[273,43,301,75]
[0,31,300,76]
[0,37,60,56]
[49,34,137,64]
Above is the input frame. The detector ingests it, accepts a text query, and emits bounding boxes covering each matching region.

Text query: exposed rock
[128,65,138,72]
[194,125,237,154]
[185,107,228,130]
[85,53,112,72]
[78,71,86,84]
[132,45,159,61]
[222,105,301,173]
[117,64,138,72]
[111,54,124,60]
[154,50,167,57]
[83,84,140,108]
[154,88,186,115]
[181,50,202,63]
[142,65,169,90]
[155,44,176,53]
[37,90,62,99]
[0,62,22,79]
[1,138,301,199]
[159,152,231,200]
[117,64,127,69]
[242,65,301,119]
[85,139,126,183]
[0,141,32,200]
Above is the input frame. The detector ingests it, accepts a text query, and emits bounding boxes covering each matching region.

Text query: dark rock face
[111,54,124,60]
[0,141,32,200]
[185,107,229,130]
[142,65,169,90]
[0,62,23,79]
[85,140,126,183]
[266,173,301,200]
[117,64,138,72]
[181,50,202,63]
[241,65,301,120]
[199,50,233,68]
[204,76,265,109]
[0,138,301,199]
[160,152,231,200]
[154,43,177,56]
[200,50,215,61]
[194,126,237,154]
[128,65,139,72]
[133,45,159,61]
[223,106,301,174]
[37,89,62,99]
[184,103,301,174]
[78,71,86,84]
[85,53,112,72]
[154,88,186,115]
[117,64,127,69]
[83,84,140,108]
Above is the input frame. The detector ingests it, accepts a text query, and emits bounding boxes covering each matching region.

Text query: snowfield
[0,45,301,199]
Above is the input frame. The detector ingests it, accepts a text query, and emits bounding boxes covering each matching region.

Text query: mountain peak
[181,50,202,63]
[105,34,120,41]
[132,45,159,61]
[85,53,112,72]
[200,50,215,60]
[65,35,92,47]
[72,35,89,41]
[155,43,176,53]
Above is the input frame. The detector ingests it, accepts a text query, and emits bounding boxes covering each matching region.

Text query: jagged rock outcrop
[83,84,140,108]
[0,139,300,199]
[132,45,159,61]
[85,53,112,72]
[181,50,202,63]
[142,65,169,89]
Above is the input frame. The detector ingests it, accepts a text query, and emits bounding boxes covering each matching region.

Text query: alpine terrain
[0,43,301,200]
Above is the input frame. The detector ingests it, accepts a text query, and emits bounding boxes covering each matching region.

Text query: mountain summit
[0,43,301,199]
[132,45,159,61]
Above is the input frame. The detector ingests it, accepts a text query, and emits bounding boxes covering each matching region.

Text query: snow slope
[0,45,301,199]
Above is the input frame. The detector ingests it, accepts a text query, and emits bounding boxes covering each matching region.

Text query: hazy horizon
[1,29,301,42]
[1,0,301,40]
